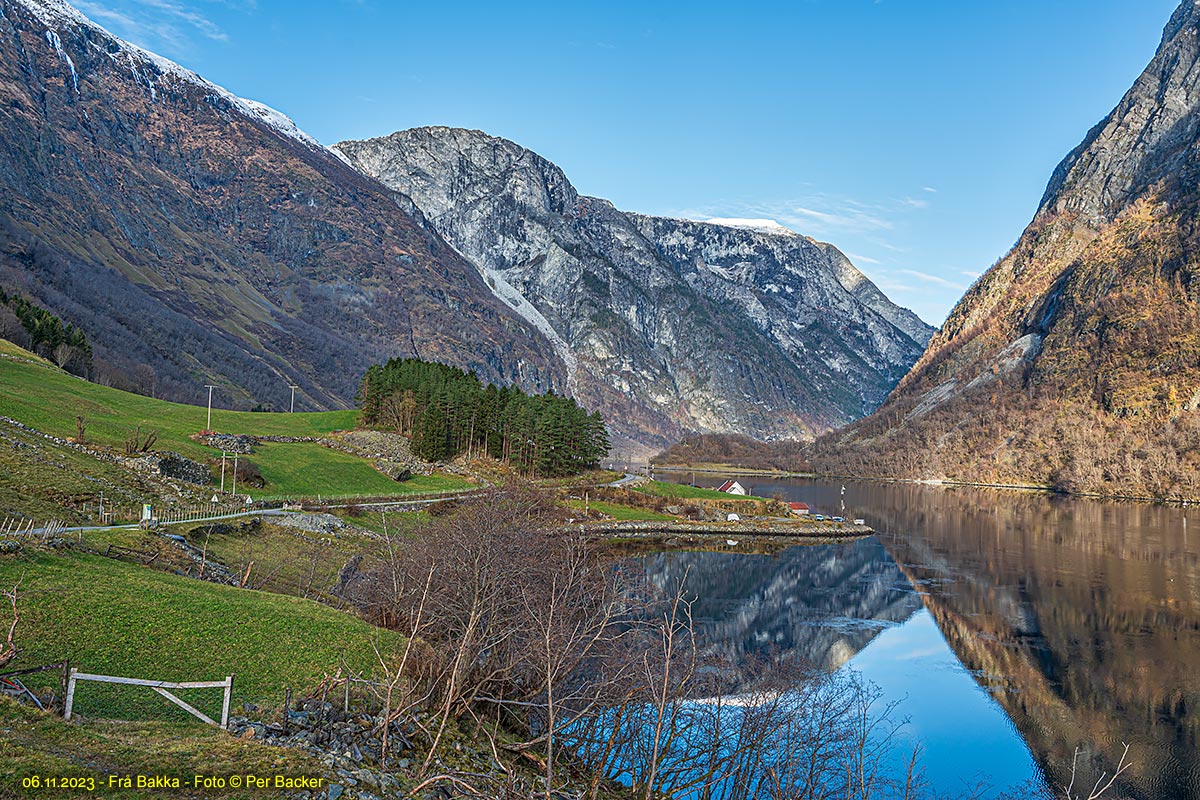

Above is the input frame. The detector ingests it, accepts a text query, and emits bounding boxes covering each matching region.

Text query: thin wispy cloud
[845,252,882,265]
[900,268,967,291]
[871,278,916,295]
[784,205,892,230]
[655,194,959,325]
[667,193,903,239]
[75,0,249,53]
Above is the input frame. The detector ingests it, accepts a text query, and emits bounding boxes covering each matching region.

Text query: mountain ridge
[811,0,1200,499]
[0,0,931,455]
[335,126,932,452]
[0,0,566,412]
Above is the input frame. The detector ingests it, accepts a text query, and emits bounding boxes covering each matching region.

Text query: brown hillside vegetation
[811,2,1200,501]
[650,433,810,471]
[813,194,1200,499]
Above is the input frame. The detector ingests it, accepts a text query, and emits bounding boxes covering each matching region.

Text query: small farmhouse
[716,480,747,495]
[787,502,810,516]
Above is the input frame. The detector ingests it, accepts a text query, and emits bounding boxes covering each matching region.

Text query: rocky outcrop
[334,127,932,453]
[151,452,211,485]
[811,0,1200,498]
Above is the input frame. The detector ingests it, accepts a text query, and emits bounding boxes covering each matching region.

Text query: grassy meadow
[0,550,403,720]
[0,342,474,502]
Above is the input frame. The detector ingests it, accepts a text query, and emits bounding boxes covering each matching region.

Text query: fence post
[220,674,234,730]
[63,668,77,721]
[59,660,70,713]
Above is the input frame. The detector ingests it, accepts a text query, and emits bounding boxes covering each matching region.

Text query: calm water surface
[638,477,1200,799]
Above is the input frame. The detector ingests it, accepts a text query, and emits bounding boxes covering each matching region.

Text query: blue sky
[72,0,1178,326]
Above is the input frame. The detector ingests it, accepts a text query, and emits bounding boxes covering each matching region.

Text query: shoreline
[579,519,872,553]
[650,465,1199,506]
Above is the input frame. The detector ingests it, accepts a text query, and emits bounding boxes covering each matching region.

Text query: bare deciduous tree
[0,579,22,670]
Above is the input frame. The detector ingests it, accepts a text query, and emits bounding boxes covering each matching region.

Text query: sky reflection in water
[842,608,1044,796]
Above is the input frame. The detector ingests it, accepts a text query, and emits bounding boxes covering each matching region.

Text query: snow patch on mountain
[705,218,796,235]
[480,266,579,397]
[18,0,84,27]
[238,97,325,150]
[20,0,333,157]
[44,29,77,93]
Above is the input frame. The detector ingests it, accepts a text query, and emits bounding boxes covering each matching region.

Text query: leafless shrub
[1061,743,1133,800]
[123,424,158,455]
[347,489,949,799]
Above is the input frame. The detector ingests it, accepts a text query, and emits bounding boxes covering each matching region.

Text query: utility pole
[204,385,217,431]
[220,452,227,493]
[98,491,104,524]
[289,385,300,413]
[232,453,239,495]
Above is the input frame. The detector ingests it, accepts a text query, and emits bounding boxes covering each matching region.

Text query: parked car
[814,514,825,521]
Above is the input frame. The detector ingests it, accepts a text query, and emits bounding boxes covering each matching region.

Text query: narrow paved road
[23,492,485,536]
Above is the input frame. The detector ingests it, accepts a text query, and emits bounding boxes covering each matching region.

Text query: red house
[787,502,810,515]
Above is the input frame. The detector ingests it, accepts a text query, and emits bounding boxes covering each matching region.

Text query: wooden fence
[64,669,235,729]
[0,519,67,539]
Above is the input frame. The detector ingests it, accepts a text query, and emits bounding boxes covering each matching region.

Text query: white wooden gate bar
[63,669,235,728]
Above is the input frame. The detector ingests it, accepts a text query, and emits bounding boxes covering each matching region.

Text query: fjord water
[642,477,1200,799]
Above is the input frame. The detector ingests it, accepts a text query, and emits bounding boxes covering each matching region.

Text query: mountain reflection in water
[646,476,1199,800]
[634,538,920,672]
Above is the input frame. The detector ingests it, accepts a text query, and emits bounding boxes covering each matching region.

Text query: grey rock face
[1040,0,1200,226]
[335,127,932,451]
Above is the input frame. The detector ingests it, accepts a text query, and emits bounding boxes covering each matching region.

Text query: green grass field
[1,696,332,799]
[0,550,404,721]
[0,342,476,502]
[634,480,760,501]
[244,445,472,499]
[568,499,677,521]
[0,419,176,524]
[0,345,357,462]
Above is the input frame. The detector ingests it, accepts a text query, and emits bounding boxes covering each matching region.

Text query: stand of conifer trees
[358,358,609,477]
[0,288,92,375]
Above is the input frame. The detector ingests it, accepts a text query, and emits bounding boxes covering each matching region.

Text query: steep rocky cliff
[335,128,932,453]
[0,0,564,411]
[812,0,1200,498]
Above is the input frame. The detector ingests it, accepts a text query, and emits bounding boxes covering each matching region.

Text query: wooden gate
[63,669,234,728]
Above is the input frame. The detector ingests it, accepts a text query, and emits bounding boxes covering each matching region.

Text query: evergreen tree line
[0,287,92,376]
[358,358,609,476]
